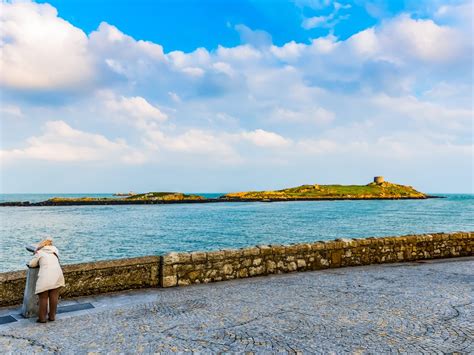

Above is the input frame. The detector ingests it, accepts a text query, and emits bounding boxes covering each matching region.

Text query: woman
[29,238,65,323]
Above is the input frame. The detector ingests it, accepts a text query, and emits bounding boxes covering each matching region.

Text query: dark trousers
[37,288,60,321]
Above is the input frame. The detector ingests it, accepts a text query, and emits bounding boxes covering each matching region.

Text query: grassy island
[0,177,433,207]
[125,192,204,201]
[223,179,427,201]
[47,192,205,203]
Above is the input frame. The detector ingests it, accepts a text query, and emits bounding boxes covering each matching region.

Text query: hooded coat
[29,245,65,294]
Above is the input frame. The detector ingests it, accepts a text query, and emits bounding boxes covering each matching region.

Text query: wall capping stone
[61,255,160,273]
[0,270,27,283]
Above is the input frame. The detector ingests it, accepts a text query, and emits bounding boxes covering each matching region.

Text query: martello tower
[374,176,384,184]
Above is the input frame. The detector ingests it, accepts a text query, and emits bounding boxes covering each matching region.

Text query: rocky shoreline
[0,195,443,207]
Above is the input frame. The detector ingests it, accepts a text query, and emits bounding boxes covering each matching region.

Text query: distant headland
[0,177,441,206]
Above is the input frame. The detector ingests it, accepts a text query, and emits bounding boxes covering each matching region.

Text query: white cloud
[301,1,351,30]
[272,106,335,124]
[371,94,472,131]
[421,82,473,107]
[180,67,205,77]
[168,47,210,68]
[89,22,167,81]
[334,2,351,11]
[235,24,272,47]
[347,15,465,63]
[310,35,339,53]
[435,1,473,28]
[0,105,23,117]
[348,28,378,57]
[378,15,463,63]
[216,45,262,61]
[0,1,94,90]
[239,129,292,148]
[168,91,181,103]
[104,58,127,75]
[296,134,472,160]
[104,93,168,125]
[1,1,472,192]
[302,16,329,29]
[297,138,348,154]
[214,112,239,126]
[144,128,241,163]
[270,41,306,61]
[1,121,145,164]
[212,62,235,76]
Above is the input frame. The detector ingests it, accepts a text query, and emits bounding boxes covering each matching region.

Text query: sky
[0,0,472,193]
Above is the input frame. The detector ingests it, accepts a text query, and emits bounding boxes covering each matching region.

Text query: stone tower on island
[374,176,384,184]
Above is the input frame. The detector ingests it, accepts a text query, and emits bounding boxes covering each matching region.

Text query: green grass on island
[223,180,426,200]
[125,192,204,201]
[47,192,204,203]
[43,178,426,203]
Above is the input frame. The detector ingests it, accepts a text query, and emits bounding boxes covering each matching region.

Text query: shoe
[36,319,47,323]
[48,318,55,322]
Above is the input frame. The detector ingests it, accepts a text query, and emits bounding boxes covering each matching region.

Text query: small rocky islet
[0,177,437,206]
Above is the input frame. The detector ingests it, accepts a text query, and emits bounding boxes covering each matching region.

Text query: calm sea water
[0,193,472,272]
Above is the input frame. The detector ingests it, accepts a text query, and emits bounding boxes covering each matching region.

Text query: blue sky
[36,0,376,51]
[35,0,441,51]
[0,0,472,193]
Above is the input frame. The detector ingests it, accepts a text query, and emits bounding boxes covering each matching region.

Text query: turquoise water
[0,194,472,272]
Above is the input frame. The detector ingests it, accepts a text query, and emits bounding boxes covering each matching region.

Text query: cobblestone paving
[1,258,473,354]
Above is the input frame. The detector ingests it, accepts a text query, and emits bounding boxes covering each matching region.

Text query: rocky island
[0,177,436,206]
[223,176,428,201]
[7,192,207,206]
[47,192,205,203]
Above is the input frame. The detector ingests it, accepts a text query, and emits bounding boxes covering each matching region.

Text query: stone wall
[161,232,473,287]
[0,270,27,307]
[0,256,159,307]
[1,232,472,306]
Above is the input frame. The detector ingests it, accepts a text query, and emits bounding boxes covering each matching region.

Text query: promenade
[1,257,472,353]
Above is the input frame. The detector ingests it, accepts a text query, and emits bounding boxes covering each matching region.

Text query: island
[0,177,438,206]
[27,192,206,206]
[223,176,427,201]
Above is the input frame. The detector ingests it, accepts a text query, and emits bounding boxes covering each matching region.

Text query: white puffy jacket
[29,246,65,294]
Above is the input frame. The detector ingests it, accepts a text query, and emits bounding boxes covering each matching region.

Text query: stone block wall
[0,270,27,307]
[161,232,473,287]
[1,232,472,306]
[0,256,159,306]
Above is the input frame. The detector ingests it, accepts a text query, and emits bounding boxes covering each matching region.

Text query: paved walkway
[1,257,473,354]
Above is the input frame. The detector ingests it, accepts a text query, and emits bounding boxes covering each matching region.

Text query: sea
[0,193,472,272]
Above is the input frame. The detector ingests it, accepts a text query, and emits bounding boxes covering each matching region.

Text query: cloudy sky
[0,0,472,193]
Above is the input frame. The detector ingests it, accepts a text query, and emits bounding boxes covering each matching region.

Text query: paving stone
[0,258,472,353]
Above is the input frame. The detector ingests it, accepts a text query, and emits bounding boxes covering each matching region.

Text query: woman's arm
[29,252,40,268]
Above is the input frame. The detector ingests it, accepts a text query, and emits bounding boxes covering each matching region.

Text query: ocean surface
[0,193,472,272]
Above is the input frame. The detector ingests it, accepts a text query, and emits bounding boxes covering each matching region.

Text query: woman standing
[29,238,65,323]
